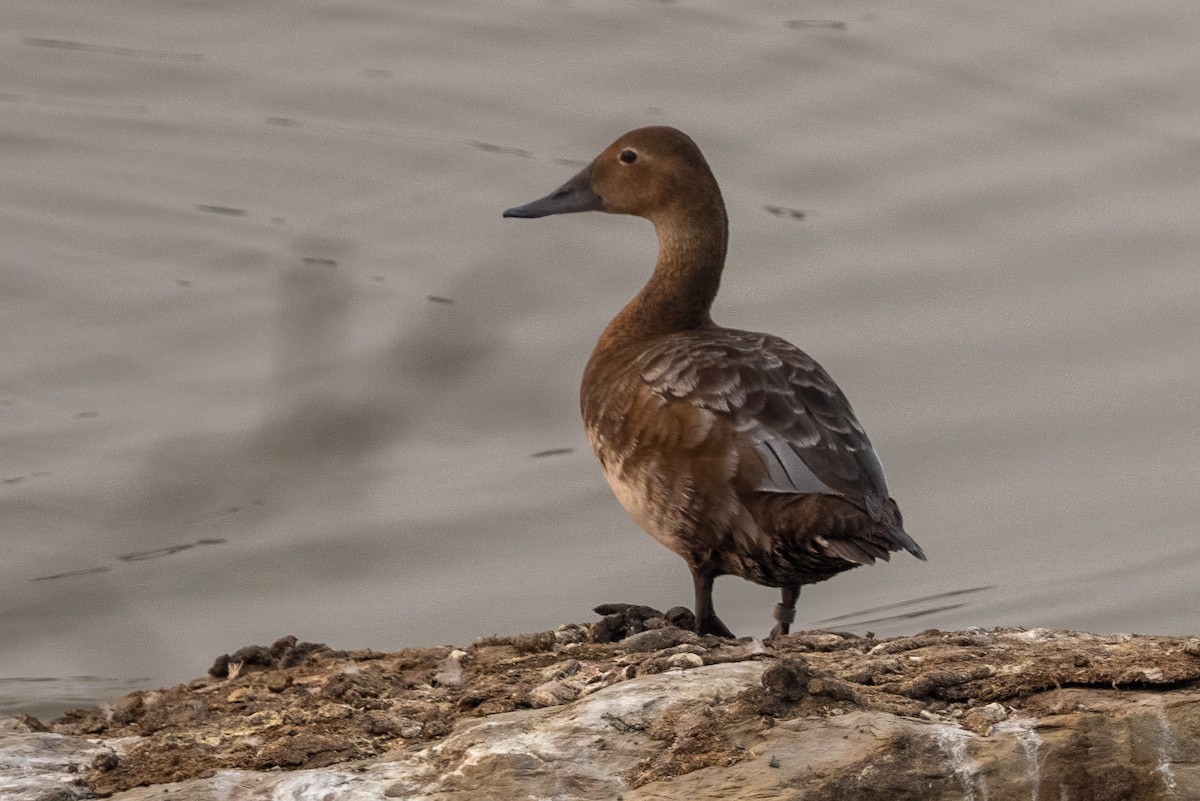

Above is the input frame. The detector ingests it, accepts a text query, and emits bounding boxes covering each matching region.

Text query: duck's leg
[691,568,735,638]
[769,585,800,639]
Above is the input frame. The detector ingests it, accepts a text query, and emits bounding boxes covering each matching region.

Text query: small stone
[225,687,256,703]
[433,650,467,686]
[529,679,583,708]
[604,665,636,685]
[979,702,1007,721]
[664,606,697,631]
[367,714,423,738]
[110,693,145,724]
[592,614,626,644]
[9,713,48,732]
[554,624,590,644]
[769,755,781,768]
[270,635,298,656]
[94,752,119,771]
[962,701,1008,734]
[662,643,707,656]
[666,653,704,670]
[761,658,812,702]
[266,675,292,693]
[619,626,699,653]
[541,659,582,680]
[788,633,849,652]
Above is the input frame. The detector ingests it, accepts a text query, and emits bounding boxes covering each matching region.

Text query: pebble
[433,650,467,686]
[961,701,1008,733]
[666,653,704,670]
[541,659,582,680]
[554,624,590,645]
[619,626,700,653]
[529,679,583,708]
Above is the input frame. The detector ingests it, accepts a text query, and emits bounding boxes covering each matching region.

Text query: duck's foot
[691,568,735,638]
[697,613,735,639]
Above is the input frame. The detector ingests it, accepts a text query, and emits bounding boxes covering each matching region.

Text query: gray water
[2,0,1198,720]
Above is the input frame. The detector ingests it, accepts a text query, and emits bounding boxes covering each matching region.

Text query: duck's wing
[638,328,895,521]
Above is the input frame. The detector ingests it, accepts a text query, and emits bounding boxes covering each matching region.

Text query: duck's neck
[601,196,729,345]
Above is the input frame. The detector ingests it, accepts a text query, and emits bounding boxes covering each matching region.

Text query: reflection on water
[2,0,1199,719]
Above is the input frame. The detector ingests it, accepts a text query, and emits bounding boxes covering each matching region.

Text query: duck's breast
[582,340,770,563]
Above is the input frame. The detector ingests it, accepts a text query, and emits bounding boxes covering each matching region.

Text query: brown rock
[620,627,700,653]
[26,625,1200,800]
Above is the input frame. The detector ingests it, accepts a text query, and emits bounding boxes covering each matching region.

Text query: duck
[504,126,925,638]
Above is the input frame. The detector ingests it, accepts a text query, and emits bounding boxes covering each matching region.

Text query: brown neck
[599,193,729,346]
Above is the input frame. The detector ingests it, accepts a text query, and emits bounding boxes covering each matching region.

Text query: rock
[207,637,332,678]
[761,657,813,702]
[619,626,700,653]
[664,607,697,631]
[962,701,1008,734]
[433,649,467,686]
[541,659,582,680]
[592,603,670,643]
[554,624,591,645]
[666,653,704,670]
[224,687,256,703]
[528,679,584,708]
[0,727,110,801]
[0,714,47,733]
[5,625,1200,800]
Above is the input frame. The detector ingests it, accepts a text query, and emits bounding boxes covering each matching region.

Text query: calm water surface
[2,0,1198,719]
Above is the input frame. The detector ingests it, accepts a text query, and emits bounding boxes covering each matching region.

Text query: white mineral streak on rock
[934,723,982,801]
[1148,696,1179,796]
[994,717,1042,801]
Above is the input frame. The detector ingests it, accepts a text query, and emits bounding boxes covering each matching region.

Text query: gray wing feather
[639,329,891,520]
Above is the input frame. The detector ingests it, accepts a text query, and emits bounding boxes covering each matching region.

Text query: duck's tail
[883,497,926,561]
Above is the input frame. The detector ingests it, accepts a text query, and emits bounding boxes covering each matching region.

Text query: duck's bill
[503,171,601,218]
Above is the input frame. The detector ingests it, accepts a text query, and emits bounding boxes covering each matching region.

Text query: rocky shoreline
[3,606,1199,800]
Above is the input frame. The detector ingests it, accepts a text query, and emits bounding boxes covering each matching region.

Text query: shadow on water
[29,538,230,581]
[811,585,998,628]
[29,235,499,586]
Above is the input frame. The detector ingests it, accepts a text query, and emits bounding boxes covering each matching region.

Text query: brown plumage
[504,126,925,638]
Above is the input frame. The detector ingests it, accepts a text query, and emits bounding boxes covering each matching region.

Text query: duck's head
[503,126,720,222]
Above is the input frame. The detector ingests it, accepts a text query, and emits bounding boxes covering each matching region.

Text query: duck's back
[582,326,922,587]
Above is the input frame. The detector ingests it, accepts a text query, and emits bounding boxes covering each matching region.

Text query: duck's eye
[618,149,638,164]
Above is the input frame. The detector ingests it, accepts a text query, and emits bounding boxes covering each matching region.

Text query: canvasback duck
[504,126,925,638]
